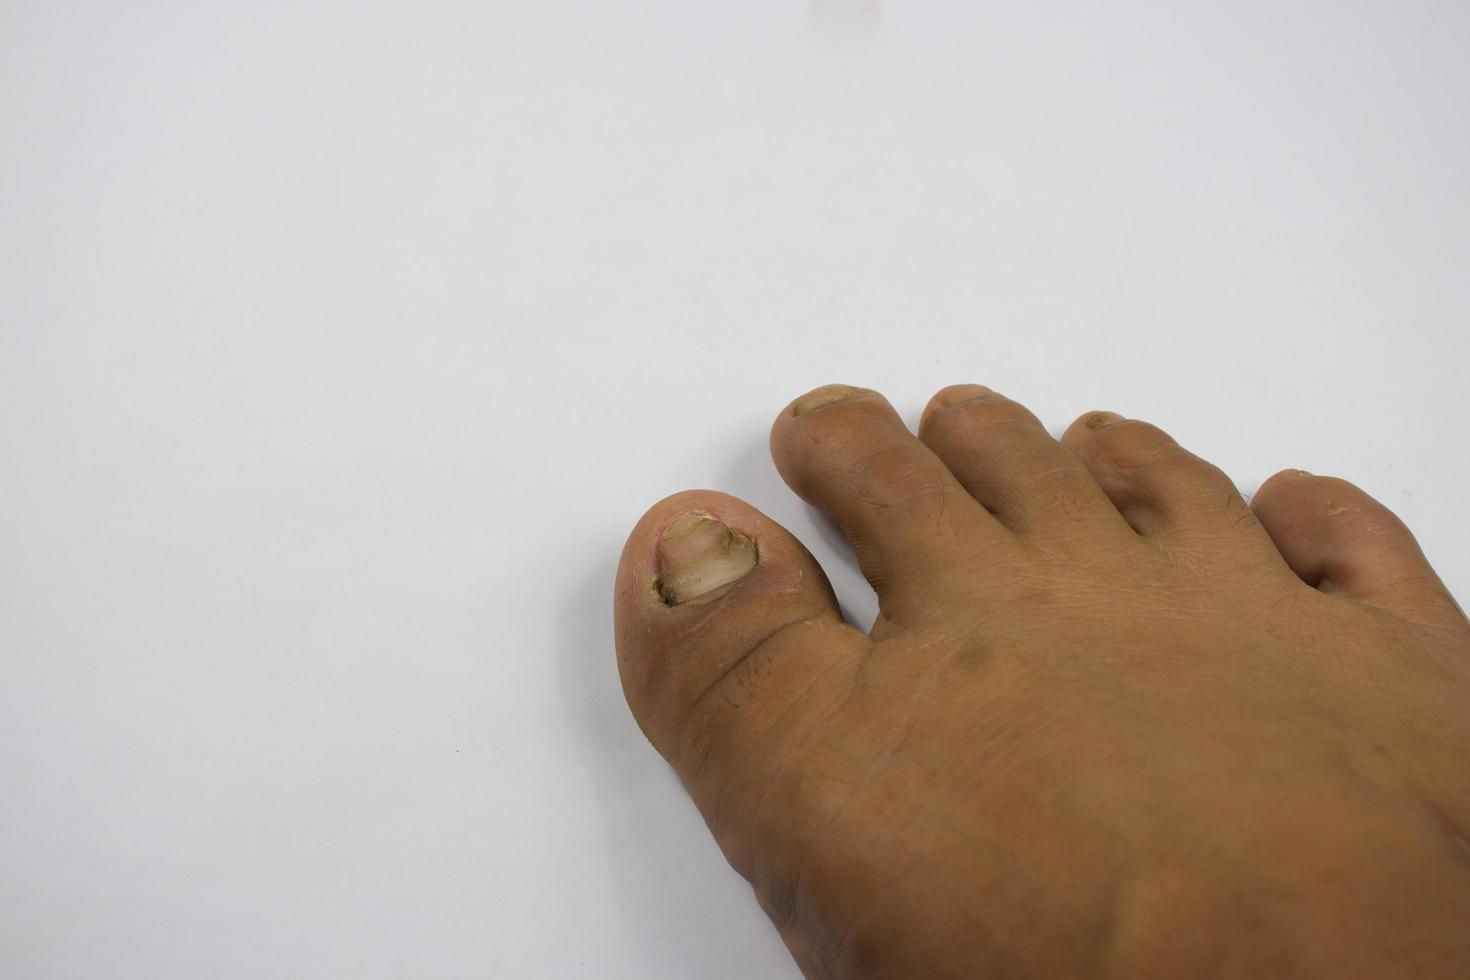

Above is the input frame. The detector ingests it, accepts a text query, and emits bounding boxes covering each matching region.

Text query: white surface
[3,1,1469,977]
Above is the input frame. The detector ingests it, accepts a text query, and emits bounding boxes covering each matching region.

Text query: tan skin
[613,384,1470,980]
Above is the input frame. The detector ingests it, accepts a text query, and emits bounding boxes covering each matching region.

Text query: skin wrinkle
[740,654,867,855]
[751,767,857,937]
[1051,487,1099,525]
[771,776,862,963]
[1093,426,1170,467]
[701,730,766,848]
[1014,469,1103,519]
[973,480,1027,516]
[680,620,849,789]
[809,660,969,975]
[1144,447,1202,477]
[1418,799,1470,868]
[845,444,949,510]
[690,613,831,721]
[1410,609,1470,638]
[949,407,1039,442]
[764,684,938,960]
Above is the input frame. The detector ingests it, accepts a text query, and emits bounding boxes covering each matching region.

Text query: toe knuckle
[848,443,949,509]
[1265,467,1315,487]
[1092,420,1178,470]
[1185,458,1234,488]
[793,396,885,447]
[1261,473,1388,523]
[925,395,1036,446]
[1258,470,1330,505]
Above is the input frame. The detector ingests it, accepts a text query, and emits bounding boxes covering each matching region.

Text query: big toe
[614,490,869,857]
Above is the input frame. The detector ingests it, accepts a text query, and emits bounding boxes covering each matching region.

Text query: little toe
[614,490,869,823]
[1252,470,1468,630]
[918,384,1131,540]
[1061,412,1270,547]
[770,385,1004,617]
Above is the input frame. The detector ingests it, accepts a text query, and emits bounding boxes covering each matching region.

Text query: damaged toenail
[794,384,872,416]
[1086,411,1125,430]
[656,513,758,605]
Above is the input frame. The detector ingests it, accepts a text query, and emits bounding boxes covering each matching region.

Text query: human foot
[613,384,1470,980]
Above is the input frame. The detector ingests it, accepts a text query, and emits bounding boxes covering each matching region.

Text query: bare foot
[613,384,1470,979]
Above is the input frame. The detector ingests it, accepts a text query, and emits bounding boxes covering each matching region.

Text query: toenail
[793,384,872,416]
[656,513,758,605]
[1085,411,1125,430]
[1291,469,1314,478]
[931,384,997,408]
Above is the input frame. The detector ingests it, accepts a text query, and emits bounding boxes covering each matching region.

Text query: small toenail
[932,384,996,408]
[656,512,759,605]
[1291,469,1314,478]
[793,384,871,416]
[1085,411,1125,430]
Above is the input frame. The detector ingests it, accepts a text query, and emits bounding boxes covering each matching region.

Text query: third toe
[918,385,1131,541]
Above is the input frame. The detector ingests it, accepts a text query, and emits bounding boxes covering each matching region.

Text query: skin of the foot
[613,384,1470,980]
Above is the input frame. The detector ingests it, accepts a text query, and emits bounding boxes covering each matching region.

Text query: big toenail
[794,384,871,416]
[656,513,758,605]
[1086,411,1125,430]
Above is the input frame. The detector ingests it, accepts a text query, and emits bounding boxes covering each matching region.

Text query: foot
[613,384,1470,980]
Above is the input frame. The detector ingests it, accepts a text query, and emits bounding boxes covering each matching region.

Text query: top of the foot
[614,384,1470,980]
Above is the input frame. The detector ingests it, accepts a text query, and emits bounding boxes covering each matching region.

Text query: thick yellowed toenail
[793,384,871,416]
[656,513,758,605]
[1085,411,1125,430]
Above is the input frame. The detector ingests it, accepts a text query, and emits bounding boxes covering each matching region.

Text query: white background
[3,1,1468,977]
